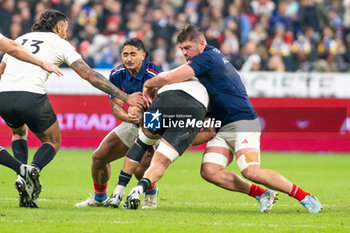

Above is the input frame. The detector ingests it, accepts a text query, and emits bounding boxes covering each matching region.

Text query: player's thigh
[151,140,177,169]
[222,119,261,171]
[234,130,261,171]
[94,122,138,163]
[0,92,27,130]
[213,119,261,171]
[24,92,57,134]
[34,120,61,147]
[161,92,207,156]
[0,92,59,144]
[201,136,234,172]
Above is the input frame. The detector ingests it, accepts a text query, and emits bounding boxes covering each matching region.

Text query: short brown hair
[176,24,204,44]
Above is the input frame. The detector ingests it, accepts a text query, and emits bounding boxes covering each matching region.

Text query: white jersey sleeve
[1,53,8,63]
[0,33,4,40]
[0,32,81,94]
[56,39,82,66]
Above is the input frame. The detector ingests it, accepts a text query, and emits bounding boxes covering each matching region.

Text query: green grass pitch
[0,149,349,233]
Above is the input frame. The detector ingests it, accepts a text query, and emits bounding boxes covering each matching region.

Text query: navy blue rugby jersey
[109,60,162,97]
[187,44,257,126]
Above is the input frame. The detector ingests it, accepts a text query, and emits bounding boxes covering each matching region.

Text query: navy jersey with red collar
[109,60,162,97]
[187,44,257,126]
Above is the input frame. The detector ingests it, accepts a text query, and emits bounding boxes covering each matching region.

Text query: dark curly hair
[32,9,67,32]
[122,38,148,57]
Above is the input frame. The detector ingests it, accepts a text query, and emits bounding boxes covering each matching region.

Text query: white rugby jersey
[0,33,3,40]
[158,77,209,109]
[0,32,81,94]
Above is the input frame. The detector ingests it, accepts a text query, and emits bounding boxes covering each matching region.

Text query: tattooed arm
[70,59,145,108]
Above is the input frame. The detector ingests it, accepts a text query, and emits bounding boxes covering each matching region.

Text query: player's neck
[128,67,141,76]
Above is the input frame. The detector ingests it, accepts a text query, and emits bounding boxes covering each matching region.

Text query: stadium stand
[1,0,350,72]
[0,0,349,152]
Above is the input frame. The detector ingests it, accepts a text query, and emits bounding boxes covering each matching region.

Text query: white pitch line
[0,197,48,201]
[166,202,339,207]
[204,222,330,229]
[0,198,340,208]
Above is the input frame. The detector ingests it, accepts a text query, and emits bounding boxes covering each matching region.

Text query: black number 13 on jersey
[21,39,44,54]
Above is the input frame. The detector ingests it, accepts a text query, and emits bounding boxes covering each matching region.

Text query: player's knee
[53,141,61,152]
[92,150,106,166]
[44,133,61,152]
[241,166,261,183]
[47,139,60,153]
[55,138,61,151]
[200,151,228,182]
[200,164,218,183]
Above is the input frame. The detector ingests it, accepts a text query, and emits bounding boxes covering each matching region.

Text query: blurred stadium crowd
[1,0,350,72]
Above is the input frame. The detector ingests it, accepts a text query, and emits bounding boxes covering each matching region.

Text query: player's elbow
[71,59,94,82]
[158,71,174,85]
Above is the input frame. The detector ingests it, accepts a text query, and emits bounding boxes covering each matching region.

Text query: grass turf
[0,149,349,233]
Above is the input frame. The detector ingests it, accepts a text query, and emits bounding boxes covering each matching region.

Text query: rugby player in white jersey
[108,77,210,209]
[0,9,144,208]
[0,33,62,76]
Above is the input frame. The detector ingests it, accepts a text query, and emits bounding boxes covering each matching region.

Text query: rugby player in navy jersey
[75,38,162,209]
[138,24,323,214]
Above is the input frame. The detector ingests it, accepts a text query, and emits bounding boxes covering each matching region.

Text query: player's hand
[41,62,63,76]
[125,92,145,109]
[128,114,141,124]
[127,106,143,124]
[142,86,156,108]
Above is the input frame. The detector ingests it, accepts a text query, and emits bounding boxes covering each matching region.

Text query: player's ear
[200,38,206,46]
[53,23,61,35]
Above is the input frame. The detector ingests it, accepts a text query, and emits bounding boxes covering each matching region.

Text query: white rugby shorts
[206,118,261,153]
[113,122,139,148]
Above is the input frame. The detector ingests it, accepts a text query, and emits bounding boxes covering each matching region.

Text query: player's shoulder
[17,31,55,40]
[144,61,162,76]
[192,45,217,62]
[110,63,126,77]
[15,32,34,42]
[17,32,67,47]
[203,45,221,57]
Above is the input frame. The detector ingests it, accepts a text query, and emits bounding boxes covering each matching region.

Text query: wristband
[122,93,128,101]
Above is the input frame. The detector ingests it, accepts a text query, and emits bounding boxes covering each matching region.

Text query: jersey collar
[204,44,211,51]
[126,60,147,81]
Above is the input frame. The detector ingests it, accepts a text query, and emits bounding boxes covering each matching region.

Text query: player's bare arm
[110,97,141,124]
[0,62,5,77]
[70,59,144,108]
[191,123,217,146]
[143,64,195,105]
[144,64,194,88]
[0,36,62,76]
